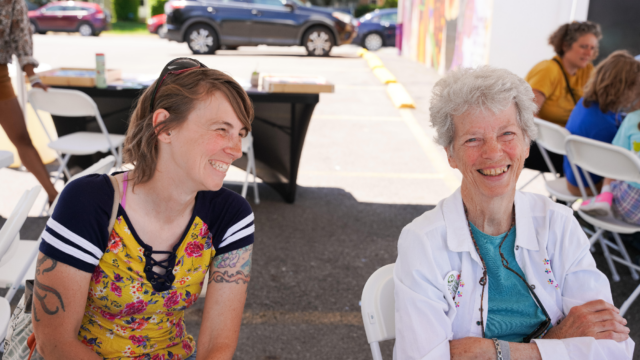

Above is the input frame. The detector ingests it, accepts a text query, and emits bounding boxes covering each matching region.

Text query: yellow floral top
[40,174,255,359]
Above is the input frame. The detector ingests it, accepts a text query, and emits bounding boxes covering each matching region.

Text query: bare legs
[0,96,58,202]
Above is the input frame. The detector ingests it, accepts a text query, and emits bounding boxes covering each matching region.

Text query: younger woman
[31,58,255,360]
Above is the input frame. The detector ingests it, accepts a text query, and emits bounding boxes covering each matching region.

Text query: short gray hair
[429,66,538,150]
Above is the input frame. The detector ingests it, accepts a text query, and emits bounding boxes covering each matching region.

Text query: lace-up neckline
[118,172,198,292]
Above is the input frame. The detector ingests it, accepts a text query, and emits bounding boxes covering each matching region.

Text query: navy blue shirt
[563,99,623,187]
[40,174,255,274]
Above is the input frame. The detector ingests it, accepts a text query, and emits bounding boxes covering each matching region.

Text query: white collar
[442,188,539,261]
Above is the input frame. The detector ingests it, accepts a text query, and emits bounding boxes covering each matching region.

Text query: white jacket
[394,189,635,360]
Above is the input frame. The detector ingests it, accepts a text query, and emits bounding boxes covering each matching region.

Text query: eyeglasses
[464,204,552,343]
[149,57,208,113]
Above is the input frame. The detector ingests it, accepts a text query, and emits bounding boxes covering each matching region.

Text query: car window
[380,12,396,24]
[370,16,380,23]
[248,0,285,6]
[43,5,63,11]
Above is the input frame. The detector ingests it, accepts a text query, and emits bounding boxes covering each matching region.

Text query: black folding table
[50,85,319,203]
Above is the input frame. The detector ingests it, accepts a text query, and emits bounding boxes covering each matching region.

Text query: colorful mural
[398,0,494,73]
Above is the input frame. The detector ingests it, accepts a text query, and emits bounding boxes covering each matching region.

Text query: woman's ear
[153,109,172,143]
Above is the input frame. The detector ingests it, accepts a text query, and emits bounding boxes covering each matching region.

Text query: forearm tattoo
[33,255,65,322]
[209,245,252,285]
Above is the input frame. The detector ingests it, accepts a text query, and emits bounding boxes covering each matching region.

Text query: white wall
[487,0,589,78]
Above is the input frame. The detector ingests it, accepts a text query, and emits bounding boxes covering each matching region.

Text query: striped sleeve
[214,194,255,255]
[39,174,113,273]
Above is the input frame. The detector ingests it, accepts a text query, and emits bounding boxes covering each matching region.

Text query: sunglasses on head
[149,57,208,113]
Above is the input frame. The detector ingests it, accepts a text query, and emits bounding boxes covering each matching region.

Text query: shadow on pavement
[6,183,640,359]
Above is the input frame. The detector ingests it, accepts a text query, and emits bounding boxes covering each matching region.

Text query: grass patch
[104,21,149,34]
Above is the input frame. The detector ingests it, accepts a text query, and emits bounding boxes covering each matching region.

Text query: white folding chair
[0,185,41,342]
[532,118,580,204]
[361,264,395,360]
[47,155,116,215]
[28,88,125,187]
[241,132,259,204]
[0,150,13,168]
[565,135,640,315]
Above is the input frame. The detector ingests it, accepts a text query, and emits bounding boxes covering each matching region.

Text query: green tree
[113,0,138,21]
[150,0,167,16]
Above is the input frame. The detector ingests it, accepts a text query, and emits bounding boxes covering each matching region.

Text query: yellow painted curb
[386,83,416,109]
[357,48,368,57]
[372,67,397,84]
[363,52,384,69]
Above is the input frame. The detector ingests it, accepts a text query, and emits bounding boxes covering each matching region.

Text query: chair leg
[598,231,620,282]
[241,156,250,199]
[620,283,640,317]
[612,232,639,281]
[50,153,71,186]
[369,342,383,360]
[250,147,259,204]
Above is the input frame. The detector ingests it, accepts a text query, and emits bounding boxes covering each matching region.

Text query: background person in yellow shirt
[524,21,602,176]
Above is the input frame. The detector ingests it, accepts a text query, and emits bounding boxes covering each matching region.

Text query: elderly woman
[394,67,634,360]
[25,58,255,359]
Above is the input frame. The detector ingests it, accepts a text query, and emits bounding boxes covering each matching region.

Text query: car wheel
[78,23,94,36]
[186,24,218,55]
[29,21,37,34]
[303,26,334,56]
[363,32,384,51]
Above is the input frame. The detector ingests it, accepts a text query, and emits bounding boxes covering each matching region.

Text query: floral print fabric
[0,0,39,67]
[79,215,214,359]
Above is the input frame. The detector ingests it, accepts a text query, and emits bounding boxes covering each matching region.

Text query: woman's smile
[208,159,230,173]
[477,164,511,177]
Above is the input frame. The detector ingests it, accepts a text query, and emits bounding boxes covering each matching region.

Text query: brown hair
[583,50,640,113]
[548,21,602,58]
[124,68,254,186]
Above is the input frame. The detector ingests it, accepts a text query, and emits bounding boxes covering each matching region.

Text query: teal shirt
[612,110,640,189]
[470,223,548,342]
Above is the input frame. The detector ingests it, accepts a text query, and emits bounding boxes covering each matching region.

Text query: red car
[147,14,166,37]
[28,1,109,36]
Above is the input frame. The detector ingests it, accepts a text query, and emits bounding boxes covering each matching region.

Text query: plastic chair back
[361,264,395,360]
[28,88,98,117]
[534,118,571,155]
[242,132,253,153]
[0,186,41,267]
[48,155,116,214]
[565,135,640,184]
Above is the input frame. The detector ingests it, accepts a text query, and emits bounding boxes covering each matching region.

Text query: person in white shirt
[394,66,634,360]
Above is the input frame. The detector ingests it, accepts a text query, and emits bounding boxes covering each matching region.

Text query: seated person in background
[394,66,634,360]
[580,109,640,223]
[563,50,640,196]
[29,58,256,360]
[524,21,601,176]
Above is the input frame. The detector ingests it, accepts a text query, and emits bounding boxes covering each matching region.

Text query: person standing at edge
[0,0,58,204]
[524,21,602,176]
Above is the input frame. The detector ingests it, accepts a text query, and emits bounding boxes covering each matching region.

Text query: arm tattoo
[209,245,252,285]
[33,255,65,322]
[208,270,250,284]
[213,244,253,269]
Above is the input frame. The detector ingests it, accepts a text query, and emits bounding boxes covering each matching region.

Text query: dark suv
[165,0,357,56]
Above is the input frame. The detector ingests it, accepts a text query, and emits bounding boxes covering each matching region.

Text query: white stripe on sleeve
[46,218,104,259]
[222,213,255,241]
[219,224,255,248]
[41,231,100,266]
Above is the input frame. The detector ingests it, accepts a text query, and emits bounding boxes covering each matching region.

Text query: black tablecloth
[50,85,319,203]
